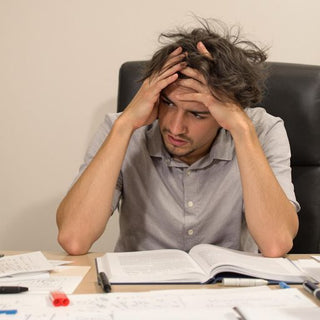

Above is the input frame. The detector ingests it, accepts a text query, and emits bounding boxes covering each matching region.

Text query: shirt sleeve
[72,113,123,213]
[258,114,300,212]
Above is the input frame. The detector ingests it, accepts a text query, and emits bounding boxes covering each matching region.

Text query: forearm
[232,122,298,257]
[56,49,186,254]
[56,116,134,255]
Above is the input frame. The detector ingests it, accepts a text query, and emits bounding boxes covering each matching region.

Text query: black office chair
[117,61,320,253]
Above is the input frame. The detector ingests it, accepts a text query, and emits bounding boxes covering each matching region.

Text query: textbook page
[293,259,320,282]
[98,249,207,283]
[189,244,306,283]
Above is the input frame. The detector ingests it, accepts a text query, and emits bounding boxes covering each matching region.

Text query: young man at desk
[56,19,299,258]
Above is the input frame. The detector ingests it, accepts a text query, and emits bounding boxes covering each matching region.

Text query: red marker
[50,291,70,306]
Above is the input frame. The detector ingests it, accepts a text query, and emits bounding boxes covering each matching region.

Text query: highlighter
[50,291,70,306]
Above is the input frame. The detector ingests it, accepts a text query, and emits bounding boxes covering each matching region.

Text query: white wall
[1,0,319,253]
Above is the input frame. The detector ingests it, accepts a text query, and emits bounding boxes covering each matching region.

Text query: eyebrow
[160,93,174,105]
[160,93,211,115]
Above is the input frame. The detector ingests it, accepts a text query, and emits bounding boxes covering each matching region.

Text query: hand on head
[172,42,247,132]
[120,47,186,130]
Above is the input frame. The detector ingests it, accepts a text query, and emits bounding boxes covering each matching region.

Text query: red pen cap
[50,291,70,306]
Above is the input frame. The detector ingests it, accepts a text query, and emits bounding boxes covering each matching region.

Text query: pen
[98,271,112,293]
[279,281,291,289]
[0,254,4,258]
[222,278,268,287]
[0,310,18,315]
[0,286,28,294]
[302,280,320,300]
[233,306,247,320]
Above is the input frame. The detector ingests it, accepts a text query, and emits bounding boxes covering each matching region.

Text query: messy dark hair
[142,18,268,108]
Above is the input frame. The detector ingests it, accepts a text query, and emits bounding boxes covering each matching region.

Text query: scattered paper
[0,287,316,320]
[0,251,54,277]
[0,266,90,294]
[235,306,320,320]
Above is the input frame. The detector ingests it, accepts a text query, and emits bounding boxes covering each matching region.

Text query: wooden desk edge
[2,251,320,306]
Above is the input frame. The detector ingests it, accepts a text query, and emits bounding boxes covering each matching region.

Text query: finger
[197,41,213,60]
[156,61,187,81]
[161,47,187,73]
[163,47,184,67]
[176,92,213,105]
[161,53,187,76]
[162,53,186,70]
[177,78,211,94]
[168,46,183,57]
[178,88,223,104]
[150,73,179,97]
[179,66,207,85]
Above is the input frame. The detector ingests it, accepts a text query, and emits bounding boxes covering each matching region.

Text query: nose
[169,110,187,135]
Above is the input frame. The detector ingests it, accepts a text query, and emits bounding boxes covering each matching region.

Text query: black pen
[233,306,247,320]
[0,286,29,294]
[98,272,112,293]
[0,254,4,258]
[303,280,320,300]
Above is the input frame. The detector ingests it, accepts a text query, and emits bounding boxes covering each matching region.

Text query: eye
[190,112,205,120]
[160,96,174,107]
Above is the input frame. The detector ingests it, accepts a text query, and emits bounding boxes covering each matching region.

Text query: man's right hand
[119,46,186,131]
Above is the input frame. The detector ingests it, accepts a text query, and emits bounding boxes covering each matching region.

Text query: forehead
[163,81,196,95]
[162,83,209,112]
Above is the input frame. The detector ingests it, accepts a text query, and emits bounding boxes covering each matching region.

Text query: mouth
[167,134,188,147]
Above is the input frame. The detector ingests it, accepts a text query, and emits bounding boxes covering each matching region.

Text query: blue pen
[0,310,18,315]
[279,281,291,289]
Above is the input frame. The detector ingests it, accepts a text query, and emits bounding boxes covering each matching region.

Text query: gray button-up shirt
[77,107,299,253]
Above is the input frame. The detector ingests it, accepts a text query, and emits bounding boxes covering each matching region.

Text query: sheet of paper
[0,266,90,294]
[49,259,74,267]
[114,309,235,320]
[0,271,50,282]
[0,287,315,320]
[311,256,320,262]
[236,306,320,320]
[294,259,320,282]
[0,251,54,277]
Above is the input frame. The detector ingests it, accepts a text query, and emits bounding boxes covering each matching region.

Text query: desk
[2,251,320,307]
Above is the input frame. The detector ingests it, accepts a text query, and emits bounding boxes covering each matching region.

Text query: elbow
[259,234,294,258]
[57,230,90,256]
[260,241,293,258]
[260,209,299,258]
[56,203,91,256]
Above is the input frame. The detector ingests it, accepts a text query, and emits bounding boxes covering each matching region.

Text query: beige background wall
[1,0,319,253]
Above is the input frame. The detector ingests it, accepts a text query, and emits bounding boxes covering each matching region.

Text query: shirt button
[188,229,194,236]
[187,201,194,208]
[165,159,170,165]
[186,170,191,176]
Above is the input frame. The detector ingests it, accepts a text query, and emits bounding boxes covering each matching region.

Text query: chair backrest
[117,61,320,253]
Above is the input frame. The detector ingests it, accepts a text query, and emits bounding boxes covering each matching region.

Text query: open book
[95,244,309,284]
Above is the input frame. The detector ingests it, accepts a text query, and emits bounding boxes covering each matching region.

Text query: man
[56,19,299,257]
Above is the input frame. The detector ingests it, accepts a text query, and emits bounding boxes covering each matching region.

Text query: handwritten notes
[0,252,90,294]
[0,252,53,277]
[0,287,316,320]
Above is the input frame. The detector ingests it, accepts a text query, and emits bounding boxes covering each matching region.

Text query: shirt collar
[146,120,234,168]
